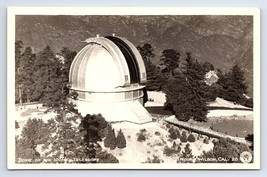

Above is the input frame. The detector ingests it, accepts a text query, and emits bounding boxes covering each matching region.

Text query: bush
[104,125,116,150]
[166,124,171,129]
[155,131,161,136]
[213,138,250,162]
[140,129,147,133]
[96,150,119,163]
[187,133,196,142]
[203,137,209,144]
[145,155,164,163]
[169,131,178,140]
[15,121,20,129]
[137,133,146,142]
[116,129,126,149]
[172,141,177,148]
[168,127,180,140]
[181,143,193,159]
[176,129,181,138]
[163,145,181,157]
[180,131,187,143]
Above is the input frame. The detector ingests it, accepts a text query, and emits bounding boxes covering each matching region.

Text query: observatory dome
[69,35,152,124]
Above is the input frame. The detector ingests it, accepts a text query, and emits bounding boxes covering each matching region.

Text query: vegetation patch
[211,119,253,138]
[20,108,42,117]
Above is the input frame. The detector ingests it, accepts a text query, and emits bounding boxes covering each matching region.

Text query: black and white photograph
[7,7,260,169]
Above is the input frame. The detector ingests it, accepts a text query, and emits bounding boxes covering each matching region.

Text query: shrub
[169,127,180,140]
[96,150,119,163]
[163,145,181,157]
[104,125,116,150]
[197,134,200,140]
[116,129,126,149]
[181,143,193,159]
[145,155,163,163]
[176,129,181,138]
[166,124,171,129]
[187,133,196,142]
[109,129,117,150]
[155,131,161,136]
[15,121,20,129]
[140,129,147,133]
[203,137,209,144]
[213,138,250,163]
[169,131,178,140]
[172,141,177,148]
[137,133,146,142]
[180,131,187,143]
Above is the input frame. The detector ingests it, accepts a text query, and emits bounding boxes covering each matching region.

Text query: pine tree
[104,125,112,148]
[110,129,117,150]
[160,49,180,77]
[31,45,59,103]
[137,43,155,61]
[116,129,126,149]
[180,131,188,143]
[15,40,23,103]
[165,52,208,122]
[181,143,193,159]
[217,64,249,104]
[18,47,36,102]
[104,125,117,150]
[18,119,51,161]
[96,150,119,163]
[79,114,108,157]
[137,43,163,91]
[44,114,85,161]
[202,61,214,72]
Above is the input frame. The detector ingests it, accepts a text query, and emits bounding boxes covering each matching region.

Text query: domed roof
[69,36,146,92]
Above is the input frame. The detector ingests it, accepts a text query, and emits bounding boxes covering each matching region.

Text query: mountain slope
[15,15,254,95]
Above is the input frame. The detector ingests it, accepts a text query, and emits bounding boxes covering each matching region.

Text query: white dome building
[69,35,152,124]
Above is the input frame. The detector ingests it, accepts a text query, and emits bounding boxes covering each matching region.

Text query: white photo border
[7,7,261,170]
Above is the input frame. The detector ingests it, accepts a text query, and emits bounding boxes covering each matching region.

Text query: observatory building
[69,35,152,124]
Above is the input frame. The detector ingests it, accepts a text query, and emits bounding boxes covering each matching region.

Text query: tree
[213,138,250,163]
[15,40,23,70]
[144,59,163,91]
[31,45,59,102]
[202,61,214,72]
[96,150,119,163]
[160,49,180,77]
[245,134,254,150]
[43,115,85,161]
[116,129,127,149]
[15,121,19,129]
[80,114,108,157]
[187,133,196,142]
[137,43,155,61]
[180,131,188,143]
[104,125,117,150]
[168,127,179,140]
[165,52,208,122]
[17,47,36,102]
[181,143,193,160]
[137,43,163,91]
[217,64,249,105]
[17,118,51,162]
[15,40,23,103]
